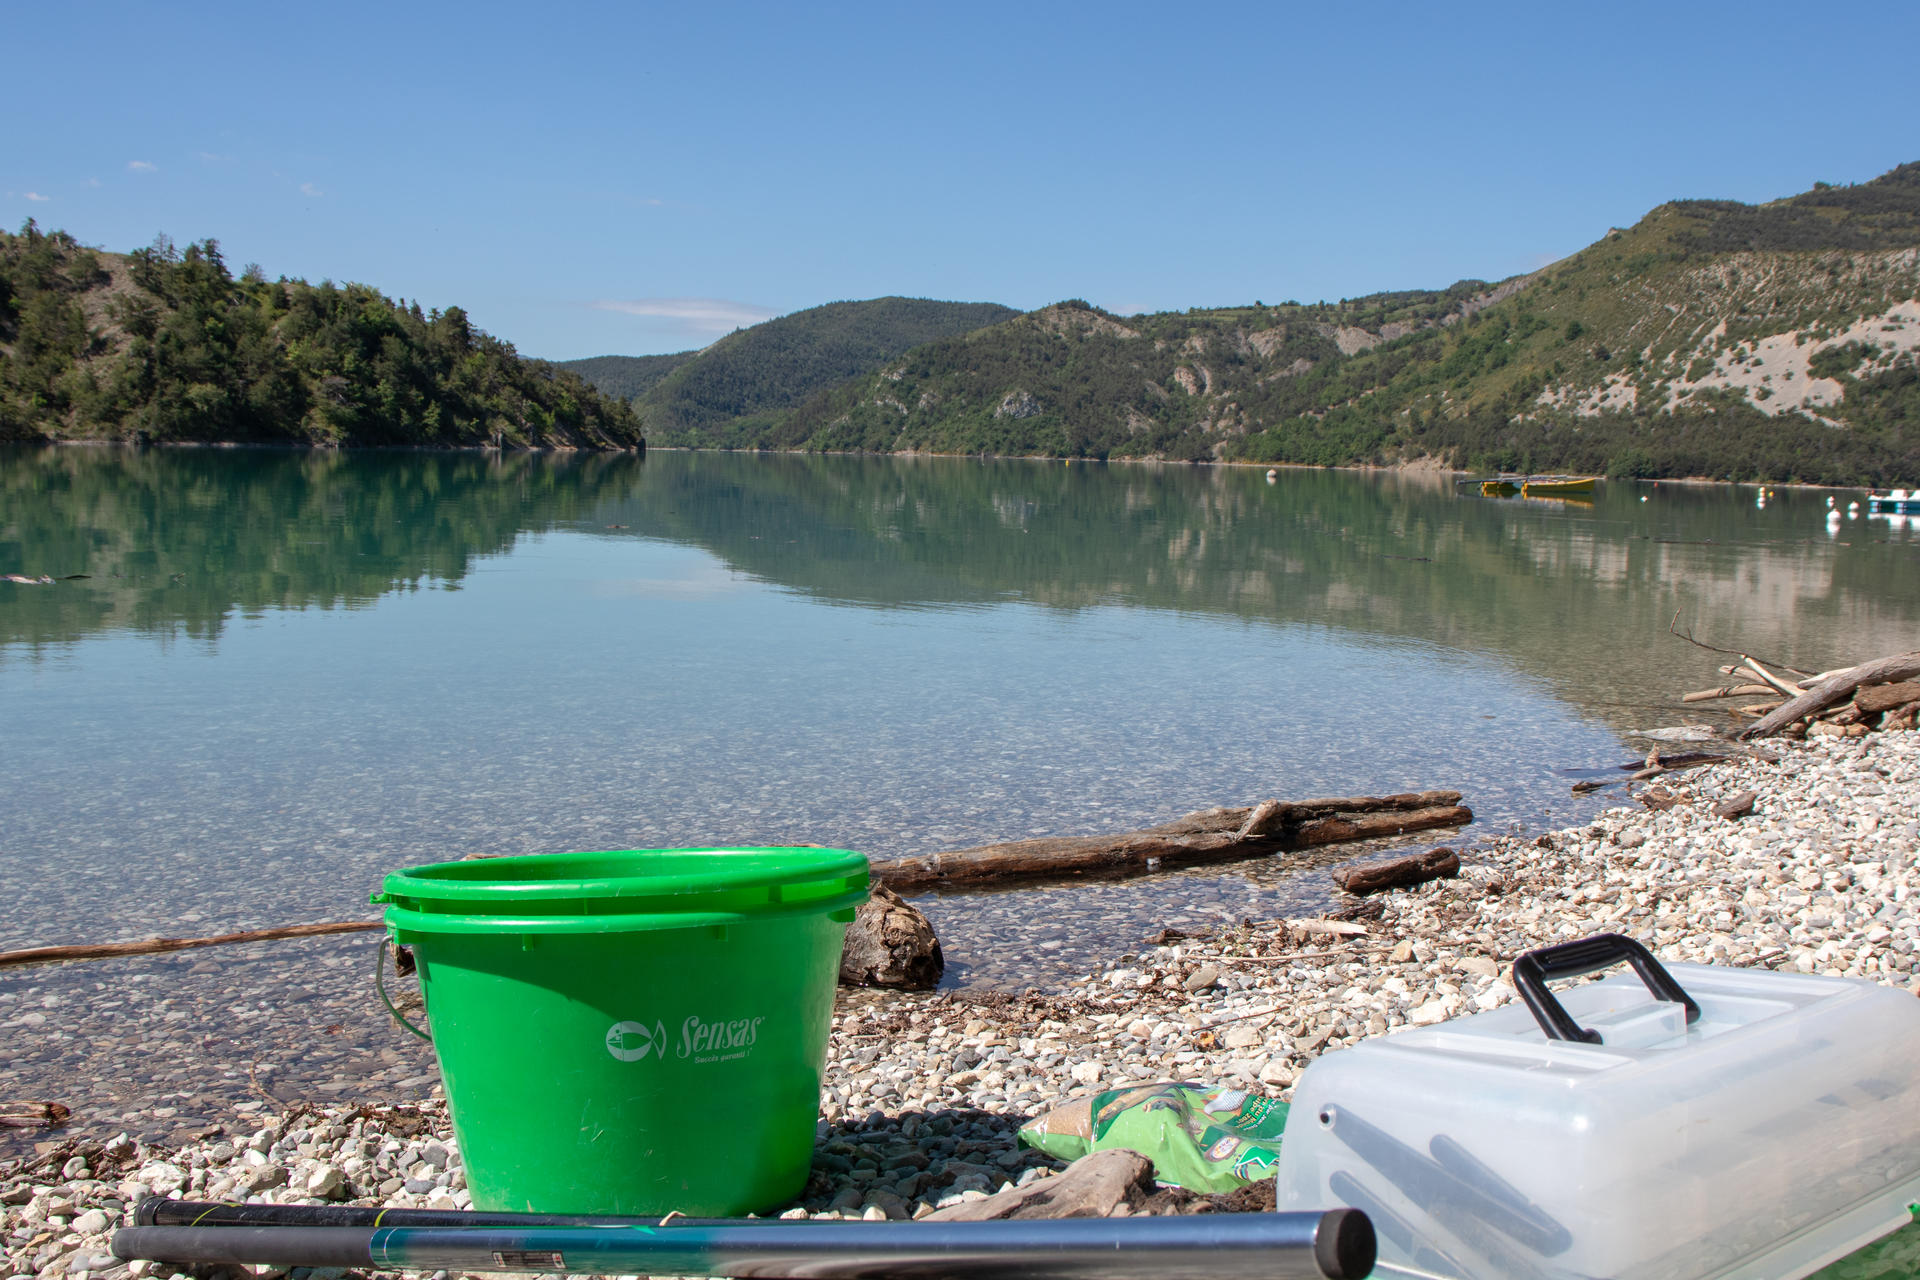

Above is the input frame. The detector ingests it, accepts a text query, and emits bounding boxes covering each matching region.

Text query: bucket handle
[374,935,433,1042]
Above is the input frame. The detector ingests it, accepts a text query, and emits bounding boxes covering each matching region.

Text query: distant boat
[1521,475,1598,496]
[1869,488,1920,515]
[1477,474,1597,498]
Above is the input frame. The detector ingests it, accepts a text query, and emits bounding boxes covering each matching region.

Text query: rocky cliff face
[1526,249,1920,426]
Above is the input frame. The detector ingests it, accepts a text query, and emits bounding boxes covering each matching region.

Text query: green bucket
[372,847,869,1215]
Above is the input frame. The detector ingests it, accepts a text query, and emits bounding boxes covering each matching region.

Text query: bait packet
[1017,1081,1288,1193]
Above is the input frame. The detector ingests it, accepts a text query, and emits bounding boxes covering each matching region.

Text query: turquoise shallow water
[4,447,1919,983]
[5,445,1920,1142]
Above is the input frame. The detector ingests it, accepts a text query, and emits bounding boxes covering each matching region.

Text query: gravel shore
[6,732,1917,1278]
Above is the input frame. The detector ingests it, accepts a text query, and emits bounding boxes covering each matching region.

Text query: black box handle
[1511,933,1700,1043]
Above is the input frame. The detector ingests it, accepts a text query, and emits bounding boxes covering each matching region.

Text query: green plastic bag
[1018,1082,1289,1194]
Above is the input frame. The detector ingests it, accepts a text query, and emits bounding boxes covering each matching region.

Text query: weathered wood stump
[838,885,944,989]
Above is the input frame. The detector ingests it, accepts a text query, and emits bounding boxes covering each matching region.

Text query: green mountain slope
[754,164,1920,483]
[635,297,1018,447]
[0,225,644,448]
[557,350,698,401]
[767,289,1498,463]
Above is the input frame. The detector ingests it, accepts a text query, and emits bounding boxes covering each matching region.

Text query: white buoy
[1266,469,1277,484]
[1849,501,1860,517]
[1827,496,1836,508]
[1640,495,1648,502]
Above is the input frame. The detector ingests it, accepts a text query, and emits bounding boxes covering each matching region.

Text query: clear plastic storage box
[1274,934,1920,1280]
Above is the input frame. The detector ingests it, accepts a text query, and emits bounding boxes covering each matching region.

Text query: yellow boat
[1521,474,1598,497]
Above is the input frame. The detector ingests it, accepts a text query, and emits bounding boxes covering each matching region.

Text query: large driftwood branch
[1740,651,1920,739]
[0,921,382,970]
[1737,657,1804,698]
[871,791,1470,891]
[1669,611,1817,678]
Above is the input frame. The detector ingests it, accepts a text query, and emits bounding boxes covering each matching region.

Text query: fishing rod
[115,1206,1375,1280]
[134,1197,790,1230]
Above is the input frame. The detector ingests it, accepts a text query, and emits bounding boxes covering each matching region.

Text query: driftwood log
[870,791,1470,892]
[1332,847,1460,896]
[0,1100,70,1129]
[1616,751,1724,771]
[1741,652,1920,739]
[1856,681,1920,716]
[0,921,382,970]
[926,1148,1156,1221]
[1682,683,1776,703]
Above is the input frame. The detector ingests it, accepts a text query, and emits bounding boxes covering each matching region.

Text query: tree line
[0,223,644,448]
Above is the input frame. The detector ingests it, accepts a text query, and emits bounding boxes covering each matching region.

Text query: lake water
[4,445,1918,1145]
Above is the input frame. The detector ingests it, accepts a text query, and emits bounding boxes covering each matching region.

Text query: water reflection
[0,446,648,654]
[7,449,1914,712]
[584,454,1919,733]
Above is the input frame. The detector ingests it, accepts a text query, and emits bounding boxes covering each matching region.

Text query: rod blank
[133,1196,771,1230]
[115,1208,1375,1279]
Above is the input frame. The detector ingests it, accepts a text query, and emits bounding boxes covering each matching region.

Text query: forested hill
[0,225,644,448]
[556,350,698,401]
[741,164,1920,484]
[614,297,1019,448]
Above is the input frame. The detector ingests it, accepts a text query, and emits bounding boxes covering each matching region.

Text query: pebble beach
[5,731,1918,1279]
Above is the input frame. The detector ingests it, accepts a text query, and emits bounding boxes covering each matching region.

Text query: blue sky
[8,1,1919,360]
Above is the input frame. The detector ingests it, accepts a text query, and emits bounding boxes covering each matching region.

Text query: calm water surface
[3,446,1917,1141]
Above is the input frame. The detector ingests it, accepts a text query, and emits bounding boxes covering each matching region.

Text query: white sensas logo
[679,1014,765,1058]
[604,1020,666,1062]
[605,1015,766,1062]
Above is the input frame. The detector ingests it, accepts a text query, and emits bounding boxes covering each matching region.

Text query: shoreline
[6,731,1916,1274]
[7,438,1883,491]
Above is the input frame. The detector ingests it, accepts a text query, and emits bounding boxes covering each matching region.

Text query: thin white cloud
[590,297,778,332]
[127,160,157,173]
[86,178,101,188]
[24,192,49,202]
[300,182,323,197]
